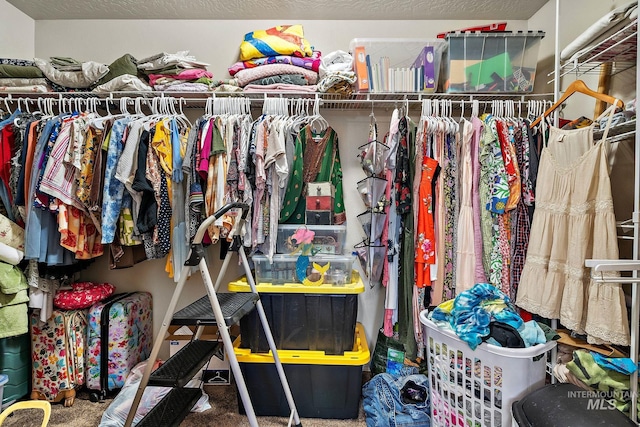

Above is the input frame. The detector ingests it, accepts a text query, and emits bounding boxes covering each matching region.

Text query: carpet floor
[2,375,369,426]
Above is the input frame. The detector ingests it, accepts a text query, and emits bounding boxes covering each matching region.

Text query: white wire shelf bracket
[586,259,640,284]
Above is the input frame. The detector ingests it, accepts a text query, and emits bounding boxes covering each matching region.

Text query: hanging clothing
[516,115,630,346]
[279,125,345,225]
[455,118,476,292]
[470,116,488,284]
[415,156,440,289]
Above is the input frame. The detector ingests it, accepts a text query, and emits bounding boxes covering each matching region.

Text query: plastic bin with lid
[229,271,363,354]
[444,31,545,93]
[251,253,355,286]
[419,310,555,427]
[276,224,347,255]
[233,322,370,419]
[349,38,447,93]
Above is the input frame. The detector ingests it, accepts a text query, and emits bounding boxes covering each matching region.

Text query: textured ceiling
[7,0,549,20]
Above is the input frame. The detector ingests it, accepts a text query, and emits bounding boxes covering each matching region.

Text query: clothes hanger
[530,80,624,128]
[309,96,328,134]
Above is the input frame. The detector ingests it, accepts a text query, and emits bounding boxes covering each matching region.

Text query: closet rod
[0,92,554,110]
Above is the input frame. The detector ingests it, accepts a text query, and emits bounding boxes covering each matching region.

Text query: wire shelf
[555,18,638,80]
[0,90,554,111]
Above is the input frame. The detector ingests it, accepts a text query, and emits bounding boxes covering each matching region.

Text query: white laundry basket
[419,310,555,427]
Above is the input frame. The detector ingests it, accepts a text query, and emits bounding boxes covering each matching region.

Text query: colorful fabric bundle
[239,24,313,61]
[430,283,523,350]
[53,281,116,310]
[228,51,321,76]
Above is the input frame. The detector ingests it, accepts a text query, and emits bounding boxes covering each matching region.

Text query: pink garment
[470,116,487,283]
[198,119,213,180]
[147,69,213,86]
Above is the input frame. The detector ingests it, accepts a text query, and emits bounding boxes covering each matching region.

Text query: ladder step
[172,292,259,326]
[136,387,202,427]
[148,340,221,387]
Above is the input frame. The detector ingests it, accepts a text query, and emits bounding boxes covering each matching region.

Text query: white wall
[0,0,34,58]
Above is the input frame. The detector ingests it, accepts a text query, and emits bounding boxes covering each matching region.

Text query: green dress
[279,125,345,225]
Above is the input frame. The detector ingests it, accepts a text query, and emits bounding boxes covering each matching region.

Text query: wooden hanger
[530,80,624,128]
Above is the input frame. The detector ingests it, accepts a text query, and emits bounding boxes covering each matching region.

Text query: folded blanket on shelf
[0,64,44,79]
[0,85,50,93]
[246,74,309,86]
[238,24,313,61]
[50,56,83,71]
[35,58,109,89]
[0,58,36,67]
[137,51,209,72]
[228,51,321,76]
[147,69,213,86]
[234,63,318,87]
[92,74,152,93]
[153,82,210,92]
[0,77,48,86]
[243,83,318,93]
[96,53,140,86]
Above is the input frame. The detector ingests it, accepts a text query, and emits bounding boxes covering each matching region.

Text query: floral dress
[415,156,440,289]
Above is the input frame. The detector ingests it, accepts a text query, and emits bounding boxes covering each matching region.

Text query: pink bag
[54,282,116,310]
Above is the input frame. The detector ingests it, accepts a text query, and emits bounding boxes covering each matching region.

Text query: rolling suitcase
[30,309,88,407]
[85,291,153,401]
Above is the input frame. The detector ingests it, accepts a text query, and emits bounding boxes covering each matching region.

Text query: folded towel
[0,262,28,294]
[0,302,28,339]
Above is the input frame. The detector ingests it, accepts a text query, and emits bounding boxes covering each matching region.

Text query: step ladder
[124,202,303,427]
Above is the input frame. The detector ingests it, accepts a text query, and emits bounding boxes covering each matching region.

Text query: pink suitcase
[85,292,153,401]
[30,308,88,407]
